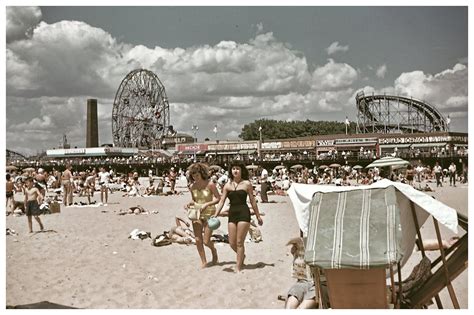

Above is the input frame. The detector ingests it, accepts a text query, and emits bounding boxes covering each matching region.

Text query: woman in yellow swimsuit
[185,163,221,268]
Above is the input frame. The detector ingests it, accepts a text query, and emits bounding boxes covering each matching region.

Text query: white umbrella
[246,165,259,170]
[290,164,304,170]
[352,165,363,169]
[274,165,286,170]
[366,156,410,168]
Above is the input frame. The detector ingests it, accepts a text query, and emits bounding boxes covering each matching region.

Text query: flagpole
[213,125,218,162]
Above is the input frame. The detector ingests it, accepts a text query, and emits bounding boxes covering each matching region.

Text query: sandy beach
[5,178,468,309]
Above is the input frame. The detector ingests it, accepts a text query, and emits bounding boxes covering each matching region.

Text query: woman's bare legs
[235,221,250,271]
[228,222,237,253]
[202,221,218,264]
[192,220,207,268]
[228,221,251,272]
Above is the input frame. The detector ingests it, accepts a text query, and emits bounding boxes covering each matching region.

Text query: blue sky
[5,5,468,155]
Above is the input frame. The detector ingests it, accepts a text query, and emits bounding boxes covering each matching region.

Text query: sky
[5,5,469,156]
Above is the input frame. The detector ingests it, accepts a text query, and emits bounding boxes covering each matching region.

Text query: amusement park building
[176,131,468,162]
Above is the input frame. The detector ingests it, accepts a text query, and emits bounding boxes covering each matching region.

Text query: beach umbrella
[366,156,410,169]
[290,164,304,170]
[209,165,222,171]
[352,165,363,170]
[274,165,286,170]
[329,163,341,168]
[6,165,17,171]
[318,165,329,170]
[23,167,35,173]
[246,165,259,170]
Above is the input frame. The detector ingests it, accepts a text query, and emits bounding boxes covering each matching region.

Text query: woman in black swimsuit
[213,160,263,272]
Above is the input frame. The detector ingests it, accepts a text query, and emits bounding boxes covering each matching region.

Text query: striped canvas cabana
[304,186,402,269]
[288,179,458,269]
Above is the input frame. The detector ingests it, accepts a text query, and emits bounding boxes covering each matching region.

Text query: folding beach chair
[401,212,468,309]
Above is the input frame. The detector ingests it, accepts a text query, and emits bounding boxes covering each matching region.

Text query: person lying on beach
[118,205,147,215]
[164,216,196,245]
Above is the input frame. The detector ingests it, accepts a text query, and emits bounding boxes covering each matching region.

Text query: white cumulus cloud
[326,41,349,55]
[6,6,42,43]
[311,59,358,90]
[376,64,387,78]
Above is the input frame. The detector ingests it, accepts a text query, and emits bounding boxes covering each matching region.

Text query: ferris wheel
[112,69,173,148]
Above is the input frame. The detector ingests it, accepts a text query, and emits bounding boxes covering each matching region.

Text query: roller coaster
[6,149,28,162]
[356,91,449,134]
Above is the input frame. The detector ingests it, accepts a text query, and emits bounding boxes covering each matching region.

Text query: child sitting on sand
[284,237,318,309]
[24,177,45,233]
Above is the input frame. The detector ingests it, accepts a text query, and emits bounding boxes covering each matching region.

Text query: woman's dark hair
[228,160,249,180]
[188,162,210,180]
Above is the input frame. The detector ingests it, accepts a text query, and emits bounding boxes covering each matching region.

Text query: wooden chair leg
[433,218,460,309]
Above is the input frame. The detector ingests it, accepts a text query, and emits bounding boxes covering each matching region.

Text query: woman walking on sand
[185,163,221,268]
[213,160,263,272]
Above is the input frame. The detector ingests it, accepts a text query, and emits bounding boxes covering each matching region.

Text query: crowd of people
[5,157,468,308]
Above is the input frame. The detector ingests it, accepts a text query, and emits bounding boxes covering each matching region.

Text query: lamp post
[258,126,262,160]
[192,124,198,162]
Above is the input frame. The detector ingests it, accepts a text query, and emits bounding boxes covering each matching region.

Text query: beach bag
[187,205,201,221]
[249,225,263,242]
[151,233,172,247]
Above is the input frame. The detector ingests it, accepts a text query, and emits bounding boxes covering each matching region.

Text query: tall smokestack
[86,99,99,147]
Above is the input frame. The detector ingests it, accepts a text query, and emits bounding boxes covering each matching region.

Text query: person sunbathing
[165,216,195,245]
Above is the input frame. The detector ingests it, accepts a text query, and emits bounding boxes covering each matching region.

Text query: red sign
[176,144,209,151]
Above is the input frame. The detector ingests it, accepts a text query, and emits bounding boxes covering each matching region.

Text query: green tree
[239,119,356,140]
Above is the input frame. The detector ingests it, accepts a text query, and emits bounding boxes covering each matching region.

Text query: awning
[177,150,195,155]
[239,149,257,154]
[380,144,412,149]
[335,142,377,148]
[411,142,447,148]
[217,151,239,155]
[156,149,173,157]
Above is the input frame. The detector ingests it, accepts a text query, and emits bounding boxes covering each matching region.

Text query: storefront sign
[176,144,209,151]
[379,135,455,145]
[317,140,335,146]
[207,142,258,151]
[334,138,377,145]
[282,140,315,149]
[262,142,282,149]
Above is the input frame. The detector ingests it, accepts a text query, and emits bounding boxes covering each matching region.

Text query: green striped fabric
[304,186,402,269]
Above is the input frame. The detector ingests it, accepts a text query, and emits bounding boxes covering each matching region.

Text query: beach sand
[5,178,468,309]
